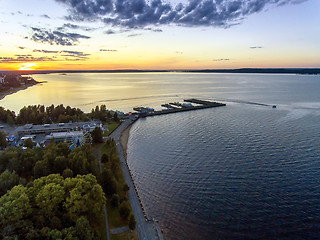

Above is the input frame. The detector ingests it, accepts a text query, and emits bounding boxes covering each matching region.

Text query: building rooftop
[16,121,101,135]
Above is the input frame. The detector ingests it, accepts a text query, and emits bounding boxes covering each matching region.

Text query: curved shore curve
[110,116,165,240]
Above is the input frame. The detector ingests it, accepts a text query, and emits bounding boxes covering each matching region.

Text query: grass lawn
[111,231,138,240]
[95,140,138,240]
[95,212,108,240]
[104,122,120,136]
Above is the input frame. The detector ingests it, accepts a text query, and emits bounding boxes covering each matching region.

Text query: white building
[0,76,5,84]
[44,131,90,147]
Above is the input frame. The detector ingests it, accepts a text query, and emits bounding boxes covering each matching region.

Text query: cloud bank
[0,55,55,63]
[55,0,307,28]
[30,27,90,46]
[213,58,230,61]
[0,50,91,63]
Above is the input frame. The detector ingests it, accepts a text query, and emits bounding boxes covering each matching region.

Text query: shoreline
[120,124,132,159]
[5,68,320,75]
[111,117,165,240]
[0,82,40,101]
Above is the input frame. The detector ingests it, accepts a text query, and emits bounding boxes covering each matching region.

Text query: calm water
[1,73,320,239]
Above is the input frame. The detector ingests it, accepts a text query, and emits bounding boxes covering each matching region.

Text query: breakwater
[134,99,226,117]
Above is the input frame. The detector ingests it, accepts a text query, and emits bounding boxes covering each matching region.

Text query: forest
[0,104,120,125]
[0,140,135,239]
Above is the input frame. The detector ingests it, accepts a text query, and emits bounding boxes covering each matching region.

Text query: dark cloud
[250,46,263,49]
[0,56,55,63]
[29,27,90,46]
[1,50,90,63]
[213,58,230,61]
[41,14,51,19]
[33,49,90,60]
[57,23,96,31]
[15,54,32,57]
[104,29,116,34]
[60,50,90,60]
[33,49,59,53]
[144,27,163,32]
[100,49,118,52]
[127,33,142,37]
[18,46,26,50]
[55,0,306,28]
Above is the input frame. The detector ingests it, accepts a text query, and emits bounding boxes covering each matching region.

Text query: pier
[135,99,226,117]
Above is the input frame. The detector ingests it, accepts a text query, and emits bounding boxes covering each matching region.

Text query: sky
[0,0,319,70]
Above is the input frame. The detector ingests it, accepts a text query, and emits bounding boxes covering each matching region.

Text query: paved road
[110,116,164,240]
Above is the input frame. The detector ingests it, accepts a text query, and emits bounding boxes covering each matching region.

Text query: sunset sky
[0,0,319,70]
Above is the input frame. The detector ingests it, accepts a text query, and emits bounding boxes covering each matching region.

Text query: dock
[134,99,226,117]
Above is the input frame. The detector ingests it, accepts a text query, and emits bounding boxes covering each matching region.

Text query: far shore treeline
[0,104,120,125]
[1,68,320,76]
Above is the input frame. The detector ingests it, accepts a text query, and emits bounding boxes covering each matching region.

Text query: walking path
[110,116,164,240]
[93,143,110,240]
[111,226,130,234]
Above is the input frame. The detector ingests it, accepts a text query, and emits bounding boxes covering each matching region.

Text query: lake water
[1,73,320,239]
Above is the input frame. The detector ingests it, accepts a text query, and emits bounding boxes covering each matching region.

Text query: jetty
[135,99,226,117]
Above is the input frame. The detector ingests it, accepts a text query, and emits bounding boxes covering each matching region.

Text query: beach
[120,123,132,158]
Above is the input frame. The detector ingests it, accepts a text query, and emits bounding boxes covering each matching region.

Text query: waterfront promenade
[110,116,164,240]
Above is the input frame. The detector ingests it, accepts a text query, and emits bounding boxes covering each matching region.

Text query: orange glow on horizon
[18,63,38,71]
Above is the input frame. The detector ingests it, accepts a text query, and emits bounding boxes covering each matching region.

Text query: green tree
[0,185,32,225]
[28,174,64,200]
[50,216,62,230]
[111,194,120,208]
[0,130,7,149]
[101,153,109,163]
[123,183,130,193]
[0,148,20,173]
[35,182,65,214]
[119,201,130,220]
[61,227,78,240]
[64,174,106,221]
[75,216,95,240]
[33,160,50,178]
[111,156,120,174]
[20,149,39,178]
[113,112,119,122]
[24,138,35,149]
[62,168,73,178]
[0,170,20,196]
[54,156,68,173]
[6,114,15,126]
[56,142,71,157]
[67,150,87,175]
[100,168,118,196]
[91,127,103,144]
[48,228,63,240]
[128,213,136,230]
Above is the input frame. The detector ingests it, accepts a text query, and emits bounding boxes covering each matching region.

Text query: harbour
[134,99,227,117]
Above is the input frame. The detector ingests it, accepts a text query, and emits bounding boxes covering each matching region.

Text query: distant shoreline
[1,68,320,75]
[0,82,41,101]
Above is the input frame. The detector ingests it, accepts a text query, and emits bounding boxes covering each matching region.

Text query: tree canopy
[0,174,105,239]
[91,127,103,144]
[0,131,7,149]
